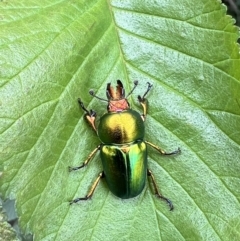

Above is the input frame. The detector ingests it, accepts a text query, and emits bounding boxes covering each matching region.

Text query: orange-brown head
[89,80,138,113]
[107,80,132,112]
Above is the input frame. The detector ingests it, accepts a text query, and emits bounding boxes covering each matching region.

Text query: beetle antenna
[89,90,108,102]
[126,80,138,98]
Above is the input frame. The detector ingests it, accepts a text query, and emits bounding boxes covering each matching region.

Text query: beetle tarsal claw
[147,82,153,89]
[165,198,174,211]
[155,194,174,211]
[68,164,84,172]
[69,197,89,205]
[166,147,181,155]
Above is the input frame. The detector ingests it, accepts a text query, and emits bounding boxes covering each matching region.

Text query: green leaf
[1,0,240,240]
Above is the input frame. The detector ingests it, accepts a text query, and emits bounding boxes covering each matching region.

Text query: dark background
[223,0,240,31]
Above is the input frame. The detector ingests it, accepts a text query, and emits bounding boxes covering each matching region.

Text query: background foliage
[0,0,240,240]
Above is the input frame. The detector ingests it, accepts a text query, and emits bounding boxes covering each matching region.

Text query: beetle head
[89,80,138,113]
[106,80,138,112]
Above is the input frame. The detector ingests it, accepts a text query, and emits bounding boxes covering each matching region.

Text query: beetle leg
[147,169,174,211]
[68,145,101,171]
[138,82,153,121]
[145,141,181,155]
[78,98,97,132]
[69,172,104,204]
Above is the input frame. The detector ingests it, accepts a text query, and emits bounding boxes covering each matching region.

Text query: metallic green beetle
[69,80,180,210]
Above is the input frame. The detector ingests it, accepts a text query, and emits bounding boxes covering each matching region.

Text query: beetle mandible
[69,80,180,210]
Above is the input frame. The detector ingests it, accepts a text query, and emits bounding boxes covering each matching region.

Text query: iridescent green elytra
[69,80,180,210]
